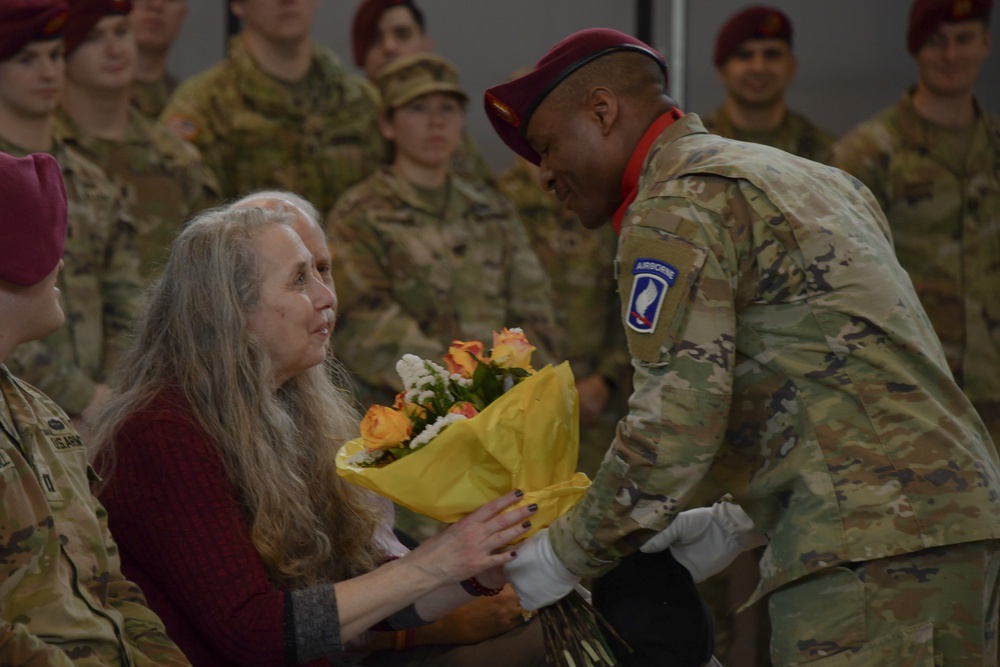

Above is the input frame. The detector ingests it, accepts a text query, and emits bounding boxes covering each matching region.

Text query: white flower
[409,412,468,449]
[346,448,384,467]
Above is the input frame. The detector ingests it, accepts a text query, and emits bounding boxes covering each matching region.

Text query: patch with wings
[626,258,677,333]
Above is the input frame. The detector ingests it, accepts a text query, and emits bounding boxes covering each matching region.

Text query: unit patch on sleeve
[626,258,677,333]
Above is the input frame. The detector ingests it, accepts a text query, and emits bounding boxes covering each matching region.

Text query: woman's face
[381,92,465,172]
[245,224,336,386]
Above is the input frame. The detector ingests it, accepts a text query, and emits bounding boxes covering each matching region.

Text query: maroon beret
[0,151,68,287]
[484,28,667,166]
[0,0,69,63]
[714,5,793,66]
[908,0,993,53]
[64,0,131,57]
[351,0,419,68]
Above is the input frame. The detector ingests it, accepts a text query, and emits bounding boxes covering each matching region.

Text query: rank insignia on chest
[626,258,677,333]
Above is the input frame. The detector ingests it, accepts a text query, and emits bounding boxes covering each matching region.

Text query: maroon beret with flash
[714,5,792,66]
[351,0,419,68]
[0,0,69,63]
[484,27,667,166]
[907,0,992,53]
[64,0,131,57]
[0,151,68,287]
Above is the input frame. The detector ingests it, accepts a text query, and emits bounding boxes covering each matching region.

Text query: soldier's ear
[586,87,618,137]
[377,109,395,142]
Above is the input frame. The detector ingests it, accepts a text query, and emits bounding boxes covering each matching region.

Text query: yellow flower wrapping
[336,362,590,540]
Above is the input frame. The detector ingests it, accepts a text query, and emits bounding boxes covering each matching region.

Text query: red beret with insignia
[483,27,667,166]
[64,0,132,57]
[351,0,422,68]
[0,0,69,63]
[907,0,992,54]
[714,5,793,66]
[0,151,67,287]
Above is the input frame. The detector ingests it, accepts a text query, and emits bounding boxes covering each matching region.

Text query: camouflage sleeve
[99,198,143,379]
[501,212,563,366]
[549,197,738,577]
[594,274,630,386]
[0,623,77,666]
[830,125,890,211]
[328,199,445,394]
[161,79,231,200]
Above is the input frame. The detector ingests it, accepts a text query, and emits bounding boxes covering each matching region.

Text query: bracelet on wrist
[461,576,503,597]
[392,628,416,650]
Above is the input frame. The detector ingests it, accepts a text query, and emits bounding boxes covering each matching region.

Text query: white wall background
[168,1,1000,172]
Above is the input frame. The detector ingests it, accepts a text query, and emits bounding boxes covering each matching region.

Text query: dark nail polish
[528,503,538,512]
[514,489,524,498]
[522,520,532,529]
[510,551,517,558]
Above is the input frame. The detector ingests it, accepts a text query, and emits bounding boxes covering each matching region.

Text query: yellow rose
[490,328,536,371]
[444,340,488,378]
[360,405,412,450]
[393,391,427,420]
[447,401,480,419]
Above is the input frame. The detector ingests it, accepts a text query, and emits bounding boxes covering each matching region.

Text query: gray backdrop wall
[167,1,999,172]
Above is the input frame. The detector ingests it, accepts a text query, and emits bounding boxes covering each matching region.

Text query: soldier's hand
[503,527,579,610]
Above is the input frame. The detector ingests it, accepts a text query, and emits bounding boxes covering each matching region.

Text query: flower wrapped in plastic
[336,328,591,539]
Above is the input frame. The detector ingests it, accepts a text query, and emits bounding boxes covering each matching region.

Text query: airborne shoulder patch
[626,258,677,333]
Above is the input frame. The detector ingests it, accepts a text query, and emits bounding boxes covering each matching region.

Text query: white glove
[640,500,768,583]
[503,528,580,611]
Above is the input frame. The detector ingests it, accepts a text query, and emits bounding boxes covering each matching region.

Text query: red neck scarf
[612,107,684,235]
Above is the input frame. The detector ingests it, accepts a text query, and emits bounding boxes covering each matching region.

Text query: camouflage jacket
[161,36,383,216]
[329,167,561,406]
[549,114,1000,601]
[0,137,142,416]
[56,108,220,280]
[702,106,837,163]
[129,72,180,121]
[831,93,1000,407]
[0,366,190,666]
[497,159,628,386]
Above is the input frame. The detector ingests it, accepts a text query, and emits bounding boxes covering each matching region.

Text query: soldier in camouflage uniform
[58,0,218,280]
[498,157,630,479]
[351,0,496,186]
[161,0,382,218]
[0,149,190,667]
[0,1,141,424]
[128,0,185,119]
[703,5,836,163]
[487,29,1000,665]
[832,0,1000,450]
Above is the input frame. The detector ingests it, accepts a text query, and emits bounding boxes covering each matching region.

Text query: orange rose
[490,328,536,371]
[360,405,413,450]
[444,340,488,378]
[447,401,480,419]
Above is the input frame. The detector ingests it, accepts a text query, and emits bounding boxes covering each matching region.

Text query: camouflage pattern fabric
[703,106,837,164]
[548,114,1000,612]
[453,131,497,188]
[0,366,190,666]
[768,541,999,666]
[831,93,1000,446]
[497,158,629,478]
[328,166,561,409]
[129,72,179,120]
[160,36,383,217]
[0,137,142,416]
[56,108,220,280]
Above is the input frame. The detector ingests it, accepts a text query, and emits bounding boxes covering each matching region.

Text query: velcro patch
[626,258,677,333]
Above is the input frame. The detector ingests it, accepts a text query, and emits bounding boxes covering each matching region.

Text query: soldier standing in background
[0,0,140,434]
[57,0,218,280]
[161,0,382,216]
[128,0,186,118]
[0,149,191,667]
[833,0,999,447]
[351,0,496,185]
[703,5,836,163]
[497,156,629,479]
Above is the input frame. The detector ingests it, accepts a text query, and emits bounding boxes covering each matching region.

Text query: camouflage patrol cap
[908,0,993,53]
[0,152,67,286]
[351,0,423,67]
[484,28,667,166]
[64,0,132,56]
[375,52,466,111]
[0,0,69,63]
[714,5,793,66]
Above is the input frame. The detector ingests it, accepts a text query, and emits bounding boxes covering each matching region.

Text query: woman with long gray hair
[91,204,537,666]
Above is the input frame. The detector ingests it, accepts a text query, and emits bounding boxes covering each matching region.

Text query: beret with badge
[713,5,792,66]
[483,27,667,166]
[0,151,68,286]
[63,0,131,57]
[907,0,993,53]
[375,52,466,111]
[351,0,421,68]
[0,0,69,63]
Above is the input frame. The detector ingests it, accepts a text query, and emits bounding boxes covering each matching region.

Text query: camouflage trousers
[768,540,1000,666]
